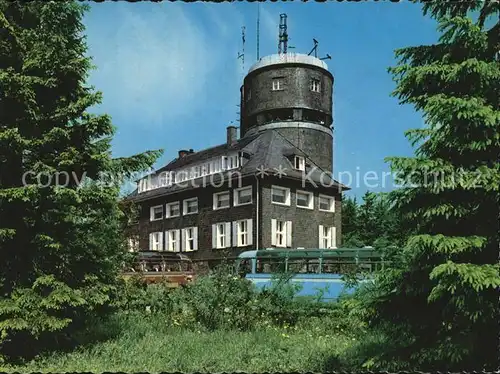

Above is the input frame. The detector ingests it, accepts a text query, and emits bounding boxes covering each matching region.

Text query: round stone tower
[240,53,334,172]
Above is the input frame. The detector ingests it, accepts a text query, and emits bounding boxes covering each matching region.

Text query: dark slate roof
[157,133,260,173]
[126,129,349,202]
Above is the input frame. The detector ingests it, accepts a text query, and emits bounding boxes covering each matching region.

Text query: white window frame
[183,197,198,215]
[127,237,139,252]
[165,229,180,252]
[271,219,292,248]
[212,222,231,249]
[271,185,291,206]
[234,186,252,206]
[150,205,163,221]
[149,232,163,251]
[318,194,335,212]
[310,78,321,93]
[232,219,253,247]
[296,190,314,210]
[213,160,221,173]
[158,171,172,187]
[201,164,208,176]
[294,156,305,171]
[272,78,283,91]
[182,227,198,252]
[275,220,286,248]
[319,225,336,249]
[213,191,230,210]
[165,201,180,218]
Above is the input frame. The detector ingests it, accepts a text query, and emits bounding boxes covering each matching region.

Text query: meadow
[1,270,377,372]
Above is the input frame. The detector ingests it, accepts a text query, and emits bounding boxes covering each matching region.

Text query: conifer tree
[0,1,161,359]
[360,1,499,370]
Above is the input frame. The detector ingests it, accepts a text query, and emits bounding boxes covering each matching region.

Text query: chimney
[227,126,238,146]
[178,149,189,158]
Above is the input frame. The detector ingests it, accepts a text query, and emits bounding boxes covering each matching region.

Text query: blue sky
[83,2,440,198]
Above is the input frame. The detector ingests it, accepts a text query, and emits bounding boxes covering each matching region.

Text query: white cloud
[86,4,241,128]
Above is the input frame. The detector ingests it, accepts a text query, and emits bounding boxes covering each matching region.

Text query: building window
[165,229,180,252]
[150,205,163,221]
[213,191,230,210]
[212,222,230,249]
[234,186,252,206]
[212,160,221,173]
[296,190,313,209]
[182,227,198,251]
[183,198,198,215]
[149,232,163,251]
[127,237,139,252]
[272,78,283,91]
[310,78,321,93]
[271,185,290,205]
[271,219,292,247]
[294,156,305,171]
[201,164,208,176]
[319,225,336,249]
[190,166,200,179]
[165,201,180,218]
[319,195,335,212]
[175,170,188,183]
[233,219,252,247]
[158,171,172,187]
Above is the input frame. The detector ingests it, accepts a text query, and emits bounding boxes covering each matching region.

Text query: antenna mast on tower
[237,26,245,73]
[278,13,288,54]
[256,4,260,60]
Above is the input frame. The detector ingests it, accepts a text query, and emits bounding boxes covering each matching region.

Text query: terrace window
[319,225,336,249]
[165,229,180,252]
[212,222,231,249]
[271,219,292,247]
[149,232,163,251]
[233,219,253,247]
[183,227,198,251]
[127,237,139,252]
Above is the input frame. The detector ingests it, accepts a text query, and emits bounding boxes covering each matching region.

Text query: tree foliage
[358,1,499,370]
[0,1,161,361]
[342,192,410,248]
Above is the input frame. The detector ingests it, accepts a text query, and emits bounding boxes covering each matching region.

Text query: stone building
[126,52,349,261]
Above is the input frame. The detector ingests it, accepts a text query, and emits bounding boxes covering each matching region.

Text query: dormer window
[158,171,172,187]
[201,165,208,176]
[294,156,305,171]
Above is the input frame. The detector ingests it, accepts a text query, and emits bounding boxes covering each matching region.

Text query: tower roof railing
[247,53,329,74]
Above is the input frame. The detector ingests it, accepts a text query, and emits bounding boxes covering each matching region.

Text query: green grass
[2,311,357,372]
